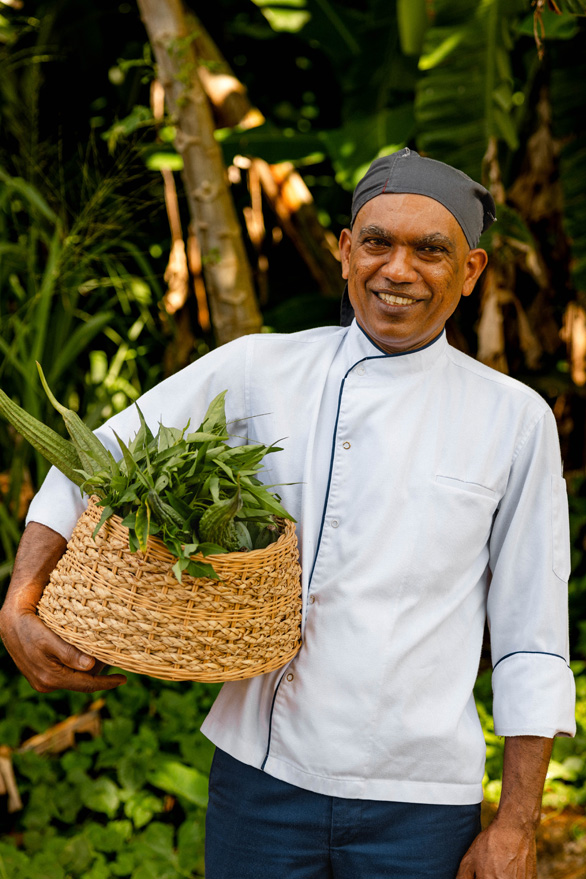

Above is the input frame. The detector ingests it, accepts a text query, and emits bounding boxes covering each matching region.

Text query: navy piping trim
[262,328,447,768]
[261,669,287,769]
[356,322,445,356]
[493,650,570,672]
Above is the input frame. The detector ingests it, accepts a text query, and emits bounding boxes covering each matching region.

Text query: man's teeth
[377,292,416,306]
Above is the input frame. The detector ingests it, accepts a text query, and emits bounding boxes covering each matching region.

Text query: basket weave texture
[37,498,302,682]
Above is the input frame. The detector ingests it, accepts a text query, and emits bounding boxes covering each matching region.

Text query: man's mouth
[375,291,418,307]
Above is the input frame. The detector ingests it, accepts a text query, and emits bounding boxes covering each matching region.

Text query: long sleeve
[25,336,251,541]
[488,407,576,738]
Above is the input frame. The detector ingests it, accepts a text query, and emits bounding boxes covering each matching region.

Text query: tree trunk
[190,15,343,301]
[136,0,263,344]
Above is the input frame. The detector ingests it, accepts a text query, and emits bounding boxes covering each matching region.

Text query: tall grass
[0,157,169,592]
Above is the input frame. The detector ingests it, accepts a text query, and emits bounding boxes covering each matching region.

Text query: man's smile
[374,290,420,307]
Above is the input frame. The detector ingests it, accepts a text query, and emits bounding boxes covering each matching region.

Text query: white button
[342,442,351,450]
[309,595,316,604]
[286,673,294,682]
[331,519,339,528]
[356,365,365,375]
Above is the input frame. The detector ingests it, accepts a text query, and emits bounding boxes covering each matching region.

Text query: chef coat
[27,321,576,805]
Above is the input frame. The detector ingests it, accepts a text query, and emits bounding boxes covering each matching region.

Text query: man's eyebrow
[412,232,456,250]
[358,226,456,250]
[358,225,389,238]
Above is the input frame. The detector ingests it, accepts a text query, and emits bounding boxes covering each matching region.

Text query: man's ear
[339,228,352,280]
[461,248,489,298]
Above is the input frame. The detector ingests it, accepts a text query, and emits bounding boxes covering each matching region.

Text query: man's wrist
[492,803,541,834]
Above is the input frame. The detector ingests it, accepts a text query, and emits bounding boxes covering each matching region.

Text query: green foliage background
[1,0,586,875]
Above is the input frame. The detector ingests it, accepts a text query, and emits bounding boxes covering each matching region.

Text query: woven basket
[37,498,302,682]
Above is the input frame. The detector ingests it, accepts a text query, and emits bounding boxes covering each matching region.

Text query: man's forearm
[456,735,553,878]
[495,734,553,830]
[1,521,67,613]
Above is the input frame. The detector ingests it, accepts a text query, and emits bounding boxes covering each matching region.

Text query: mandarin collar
[343,319,448,376]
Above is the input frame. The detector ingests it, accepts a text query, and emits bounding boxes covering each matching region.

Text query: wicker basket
[37,498,302,682]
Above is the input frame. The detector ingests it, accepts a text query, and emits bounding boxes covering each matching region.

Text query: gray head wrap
[340,148,496,326]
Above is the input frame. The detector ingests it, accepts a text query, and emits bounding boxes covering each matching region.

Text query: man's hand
[0,521,126,693]
[456,735,553,879]
[456,819,537,879]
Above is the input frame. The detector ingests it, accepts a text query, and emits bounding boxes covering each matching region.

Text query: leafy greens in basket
[0,365,295,582]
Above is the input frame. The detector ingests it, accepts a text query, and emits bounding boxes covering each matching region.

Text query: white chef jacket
[27,321,576,805]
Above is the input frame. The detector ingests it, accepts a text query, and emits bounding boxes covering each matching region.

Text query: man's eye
[364,238,387,247]
[419,246,443,255]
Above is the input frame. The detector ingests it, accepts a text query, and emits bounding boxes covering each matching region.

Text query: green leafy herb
[0,378,295,581]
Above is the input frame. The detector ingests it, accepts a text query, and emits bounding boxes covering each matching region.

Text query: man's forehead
[354,193,466,245]
[351,149,496,249]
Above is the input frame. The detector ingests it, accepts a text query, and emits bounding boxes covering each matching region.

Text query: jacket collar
[343,320,448,376]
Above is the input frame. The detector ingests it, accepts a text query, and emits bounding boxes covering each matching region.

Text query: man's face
[339,193,488,354]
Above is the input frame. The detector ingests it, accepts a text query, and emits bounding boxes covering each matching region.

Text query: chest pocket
[418,475,500,581]
[435,474,500,501]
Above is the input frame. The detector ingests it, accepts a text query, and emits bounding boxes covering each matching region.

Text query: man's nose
[380,247,418,284]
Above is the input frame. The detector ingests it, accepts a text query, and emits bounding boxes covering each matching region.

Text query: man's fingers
[47,632,96,671]
[455,849,477,879]
[33,660,127,693]
[12,614,127,692]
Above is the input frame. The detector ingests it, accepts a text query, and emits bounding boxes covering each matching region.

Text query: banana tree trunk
[136,0,263,344]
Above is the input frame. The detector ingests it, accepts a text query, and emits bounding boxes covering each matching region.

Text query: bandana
[340,148,497,326]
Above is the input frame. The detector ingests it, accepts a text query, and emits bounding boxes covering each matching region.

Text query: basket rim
[86,495,296,563]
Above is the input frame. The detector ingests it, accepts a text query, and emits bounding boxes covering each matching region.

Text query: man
[0,149,576,879]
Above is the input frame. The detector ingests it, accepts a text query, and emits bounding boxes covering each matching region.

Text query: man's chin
[356,317,430,355]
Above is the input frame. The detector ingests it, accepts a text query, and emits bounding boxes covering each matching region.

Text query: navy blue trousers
[205,748,481,879]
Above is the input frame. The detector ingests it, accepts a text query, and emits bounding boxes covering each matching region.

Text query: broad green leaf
[234,522,253,550]
[198,542,229,556]
[147,759,208,807]
[185,559,220,579]
[80,777,120,817]
[123,792,164,829]
[321,105,415,190]
[415,0,525,179]
[84,820,133,854]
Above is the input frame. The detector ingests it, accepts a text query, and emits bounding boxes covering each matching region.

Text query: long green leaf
[47,311,115,384]
[397,0,429,55]
[30,226,63,368]
[415,0,527,179]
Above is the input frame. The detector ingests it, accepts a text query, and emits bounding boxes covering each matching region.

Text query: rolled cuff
[492,652,576,738]
[25,466,87,541]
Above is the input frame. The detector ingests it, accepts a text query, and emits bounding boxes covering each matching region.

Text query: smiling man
[0,149,576,879]
[340,193,486,353]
